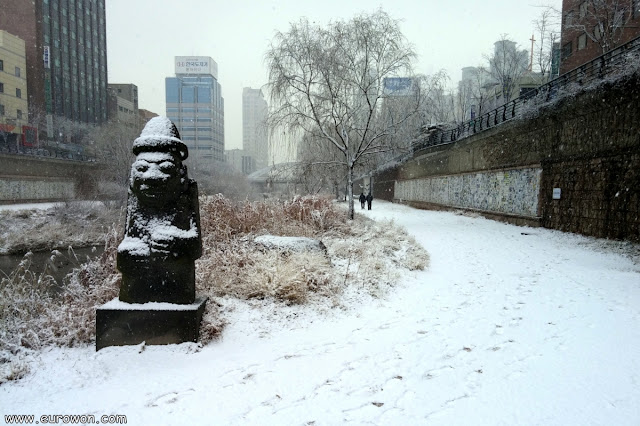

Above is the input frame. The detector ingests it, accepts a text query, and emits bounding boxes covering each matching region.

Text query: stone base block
[96,297,207,351]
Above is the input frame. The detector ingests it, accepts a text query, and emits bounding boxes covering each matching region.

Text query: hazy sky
[105,0,560,150]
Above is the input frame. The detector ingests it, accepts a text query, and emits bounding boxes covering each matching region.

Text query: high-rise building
[1,0,108,131]
[0,30,29,147]
[242,87,268,171]
[166,56,225,173]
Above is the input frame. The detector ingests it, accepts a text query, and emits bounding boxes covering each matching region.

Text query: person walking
[366,192,373,210]
[359,192,366,209]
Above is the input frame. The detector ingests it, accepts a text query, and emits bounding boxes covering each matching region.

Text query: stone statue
[117,117,202,304]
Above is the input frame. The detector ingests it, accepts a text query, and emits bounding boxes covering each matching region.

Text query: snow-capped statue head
[130,117,189,208]
[133,116,188,160]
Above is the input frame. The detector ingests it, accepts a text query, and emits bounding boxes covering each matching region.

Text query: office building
[1,0,109,132]
[242,87,268,171]
[225,148,255,175]
[107,83,138,126]
[0,30,30,147]
[166,56,225,173]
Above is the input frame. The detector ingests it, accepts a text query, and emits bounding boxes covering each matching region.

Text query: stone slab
[96,297,207,351]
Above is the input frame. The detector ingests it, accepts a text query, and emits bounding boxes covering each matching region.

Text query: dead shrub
[0,194,429,359]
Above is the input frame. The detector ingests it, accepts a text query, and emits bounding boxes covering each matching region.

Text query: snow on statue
[117,116,202,304]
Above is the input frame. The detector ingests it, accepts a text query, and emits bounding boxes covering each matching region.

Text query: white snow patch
[254,235,325,252]
[117,236,149,256]
[101,297,205,311]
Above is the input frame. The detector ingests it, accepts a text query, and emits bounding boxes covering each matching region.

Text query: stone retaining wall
[371,72,640,242]
[0,154,100,204]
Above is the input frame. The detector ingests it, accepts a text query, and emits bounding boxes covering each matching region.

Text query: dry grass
[0,194,429,381]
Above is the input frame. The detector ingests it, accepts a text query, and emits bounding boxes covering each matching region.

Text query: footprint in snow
[146,389,195,407]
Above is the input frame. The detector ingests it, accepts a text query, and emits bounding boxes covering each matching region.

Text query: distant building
[1,0,108,129]
[109,84,138,111]
[242,87,268,172]
[107,83,138,126]
[457,38,543,119]
[225,148,255,175]
[165,56,225,173]
[0,30,29,148]
[560,0,640,74]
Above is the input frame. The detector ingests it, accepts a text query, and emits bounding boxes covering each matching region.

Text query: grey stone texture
[97,117,207,350]
[117,117,202,304]
[0,154,99,203]
[95,298,207,351]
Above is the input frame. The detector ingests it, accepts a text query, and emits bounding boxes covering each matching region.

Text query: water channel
[0,245,105,286]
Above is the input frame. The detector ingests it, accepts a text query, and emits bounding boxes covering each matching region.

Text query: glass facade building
[166,56,224,171]
[1,0,108,126]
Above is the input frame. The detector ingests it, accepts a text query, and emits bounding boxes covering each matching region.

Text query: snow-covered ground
[2,201,639,425]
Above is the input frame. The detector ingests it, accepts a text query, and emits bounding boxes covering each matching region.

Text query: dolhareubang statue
[117,116,202,304]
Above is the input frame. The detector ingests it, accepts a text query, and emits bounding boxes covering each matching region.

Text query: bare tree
[265,9,418,219]
[458,65,494,120]
[89,121,141,203]
[533,6,561,76]
[295,132,348,197]
[563,0,636,54]
[486,35,530,103]
[421,70,455,125]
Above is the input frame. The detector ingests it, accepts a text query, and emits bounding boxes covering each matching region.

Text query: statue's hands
[149,236,171,254]
[149,227,175,255]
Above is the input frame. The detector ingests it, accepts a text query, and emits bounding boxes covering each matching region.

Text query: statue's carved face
[131,152,183,206]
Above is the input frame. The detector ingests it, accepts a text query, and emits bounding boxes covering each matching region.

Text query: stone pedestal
[96,297,207,351]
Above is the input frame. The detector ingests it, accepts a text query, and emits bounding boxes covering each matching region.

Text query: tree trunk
[347,164,354,220]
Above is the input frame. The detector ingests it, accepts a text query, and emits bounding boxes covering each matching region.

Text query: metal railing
[412,34,640,152]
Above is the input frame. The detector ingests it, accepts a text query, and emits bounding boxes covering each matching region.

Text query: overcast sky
[105,0,560,150]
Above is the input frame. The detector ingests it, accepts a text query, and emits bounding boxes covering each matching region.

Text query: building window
[15,67,20,77]
[17,109,22,120]
[0,82,3,93]
[564,10,574,27]
[594,23,603,40]
[16,88,21,98]
[578,34,587,50]
[562,41,573,59]
[579,2,587,18]
[0,60,3,71]
[0,105,4,116]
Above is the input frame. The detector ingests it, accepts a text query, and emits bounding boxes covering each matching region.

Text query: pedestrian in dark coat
[359,192,366,209]
[366,192,373,210]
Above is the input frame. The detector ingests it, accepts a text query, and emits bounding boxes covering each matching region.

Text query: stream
[0,245,105,286]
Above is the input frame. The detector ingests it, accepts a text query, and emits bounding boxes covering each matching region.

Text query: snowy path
[2,201,639,425]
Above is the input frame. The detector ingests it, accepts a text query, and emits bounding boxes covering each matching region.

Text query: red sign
[22,126,38,147]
